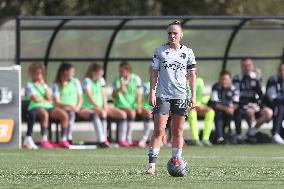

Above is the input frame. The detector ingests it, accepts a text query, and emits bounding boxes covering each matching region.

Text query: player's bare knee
[154,127,165,138]
[263,108,273,120]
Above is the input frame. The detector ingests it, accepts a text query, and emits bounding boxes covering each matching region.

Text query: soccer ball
[167,157,189,177]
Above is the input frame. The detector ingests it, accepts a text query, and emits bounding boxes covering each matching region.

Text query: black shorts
[153,97,189,116]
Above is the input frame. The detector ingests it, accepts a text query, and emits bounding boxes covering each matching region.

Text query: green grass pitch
[0,145,284,189]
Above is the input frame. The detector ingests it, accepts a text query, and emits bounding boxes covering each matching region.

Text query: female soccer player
[112,61,142,146]
[81,63,128,147]
[146,21,196,175]
[23,62,69,149]
[53,62,108,147]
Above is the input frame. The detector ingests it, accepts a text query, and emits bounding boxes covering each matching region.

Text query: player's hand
[120,79,126,93]
[103,104,108,111]
[148,91,156,107]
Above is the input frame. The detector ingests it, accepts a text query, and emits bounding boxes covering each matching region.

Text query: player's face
[65,67,75,79]
[167,25,183,46]
[221,74,232,88]
[98,69,104,78]
[32,69,44,82]
[279,64,284,79]
[241,59,254,75]
[93,70,102,80]
[119,67,129,78]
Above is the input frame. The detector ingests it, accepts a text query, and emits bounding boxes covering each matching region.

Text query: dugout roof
[0,16,283,85]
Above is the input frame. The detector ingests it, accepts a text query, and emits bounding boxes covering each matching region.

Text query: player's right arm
[149,48,159,107]
[52,84,76,111]
[112,78,126,98]
[26,83,50,103]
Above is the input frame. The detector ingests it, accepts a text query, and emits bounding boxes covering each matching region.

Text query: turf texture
[0,145,284,189]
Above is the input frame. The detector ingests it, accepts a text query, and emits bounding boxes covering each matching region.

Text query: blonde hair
[85,62,103,78]
[28,62,46,78]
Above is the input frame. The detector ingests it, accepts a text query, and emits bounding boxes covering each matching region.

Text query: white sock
[42,134,48,141]
[148,147,159,168]
[149,163,156,169]
[67,112,76,140]
[61,128,67,141]
[140,120,151,143]
[172,148,182,158]
[41,127,48,141]
[126,120,134,144]
[118,120,127,141]
[92,113,105,142]
[102,118,108,137]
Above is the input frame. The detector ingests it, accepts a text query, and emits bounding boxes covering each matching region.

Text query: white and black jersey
[210,83,239,107]
[233,72,263,106]
[152,43,196,100]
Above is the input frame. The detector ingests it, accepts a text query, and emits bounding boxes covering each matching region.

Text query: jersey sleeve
[52,83,60,98]
[136,75,142,88]
[82,78,90,90]
[143,83,150,96]
[25,83,34,98]
[100,77,106,87]
[266,77,278,101]
[232,86,240,104]
[187,49,196,70]
[75,79,83,96]
[210,84,219,103]
[232,75,241,91]
[112,78,119,90]
[151,48,160,70]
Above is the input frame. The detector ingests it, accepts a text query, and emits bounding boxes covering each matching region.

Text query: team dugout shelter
[0,15,283,92]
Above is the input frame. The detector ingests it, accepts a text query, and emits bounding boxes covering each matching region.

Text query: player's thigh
[153,97,171,115]
[93,108,107,118]
[196,105,213,117]
[77,108,93,120]
[50,107,68,122]
[121,108,136,119]
[107,107,127,120]
[138,108,152,120]
[35,107,49,120]
[260,107,273,119]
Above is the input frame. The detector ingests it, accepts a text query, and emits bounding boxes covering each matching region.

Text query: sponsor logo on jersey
[180,53,186,59]
[0,119,14,143]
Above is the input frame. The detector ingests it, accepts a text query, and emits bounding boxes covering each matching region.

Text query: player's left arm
[188,69,196,109]
[187,49,197,109]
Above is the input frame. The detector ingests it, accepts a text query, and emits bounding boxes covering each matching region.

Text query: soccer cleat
[202,140,213,146]
[145,166,156,175]
[40,140,53,149]
[118,140,129,147]
[247,127,257,137]
[138,141,147,148]
[23,136,38,149]
[48,140,60,148]
[217,137,226,145]
[58,140,70,148]
[192,140,203,147]
[100,140,111,148]
[236,135,244,144]
[272,134,284,144]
